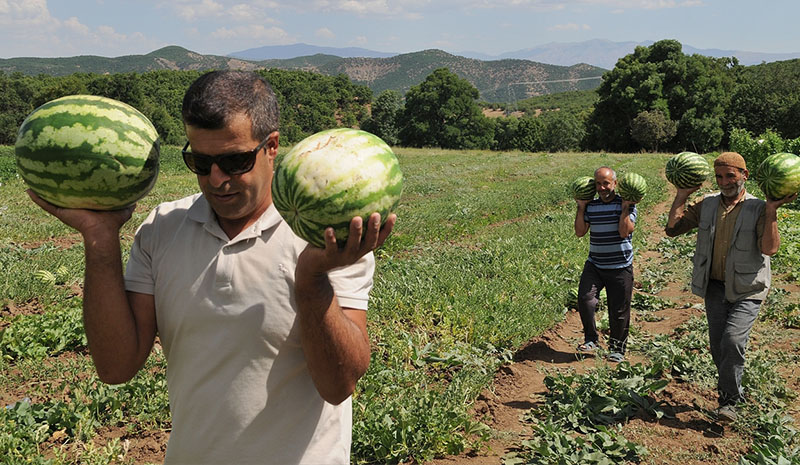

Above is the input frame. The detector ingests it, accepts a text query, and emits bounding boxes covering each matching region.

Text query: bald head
[594,166,617,202]
[595,166,616,181]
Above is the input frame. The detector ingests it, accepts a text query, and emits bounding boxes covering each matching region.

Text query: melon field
[1,145,799,464]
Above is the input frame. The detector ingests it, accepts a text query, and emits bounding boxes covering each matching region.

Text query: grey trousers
[577,261,633,354]
[705,280,762,406]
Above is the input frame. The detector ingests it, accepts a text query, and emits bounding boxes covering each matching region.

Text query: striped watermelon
[617,172,647,202]
[665,151,710,188]
[15,95,159,210]
[756,152,800,200]
[272,128,403,248]
[569,176,596,200]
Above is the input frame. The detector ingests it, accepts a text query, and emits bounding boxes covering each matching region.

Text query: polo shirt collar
[187,194,283,242]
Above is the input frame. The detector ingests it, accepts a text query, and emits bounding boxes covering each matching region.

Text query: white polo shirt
[124,193,374,465]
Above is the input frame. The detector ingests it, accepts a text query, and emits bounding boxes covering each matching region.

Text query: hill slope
[0,46,605,103]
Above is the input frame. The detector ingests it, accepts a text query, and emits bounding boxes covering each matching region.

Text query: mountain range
[3,39,797,104]
[231,39,800,69]
[0,46,605,103]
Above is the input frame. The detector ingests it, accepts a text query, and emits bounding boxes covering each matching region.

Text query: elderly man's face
[715,165,747,199]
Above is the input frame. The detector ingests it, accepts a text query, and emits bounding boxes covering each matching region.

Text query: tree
[398,68,494,149]
[361,90,401,146]
[630,110,677,152]
[541,111,584,152]
[585,39,733,152]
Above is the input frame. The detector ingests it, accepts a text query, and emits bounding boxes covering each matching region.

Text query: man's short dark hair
[182,70,280,140]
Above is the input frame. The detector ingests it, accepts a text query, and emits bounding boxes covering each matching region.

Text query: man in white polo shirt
[28,70,395,464]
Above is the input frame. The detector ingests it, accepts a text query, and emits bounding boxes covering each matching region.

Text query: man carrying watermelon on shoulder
[574,166,638,364]
[28,70,396,464]
[665,151,796,424]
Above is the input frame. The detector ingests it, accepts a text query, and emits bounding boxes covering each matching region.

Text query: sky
[1,0,798,59]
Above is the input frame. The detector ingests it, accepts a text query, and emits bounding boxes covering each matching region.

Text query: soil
[427,192,800,465]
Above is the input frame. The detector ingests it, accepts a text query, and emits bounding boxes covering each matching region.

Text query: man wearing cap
[665,151,796,423]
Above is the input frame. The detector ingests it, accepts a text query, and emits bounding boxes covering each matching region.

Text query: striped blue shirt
[584,195,636,269]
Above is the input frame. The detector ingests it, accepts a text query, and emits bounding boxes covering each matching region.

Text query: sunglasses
[182,136,270,176]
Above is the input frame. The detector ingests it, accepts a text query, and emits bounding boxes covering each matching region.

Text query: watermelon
[617,172,647,202]
[756,152,800,200]
[272,128,403,248]
[15,95,160,210]
[665,151,710,188]
[569,176,596,200]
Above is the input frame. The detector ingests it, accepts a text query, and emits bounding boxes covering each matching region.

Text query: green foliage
[728,59,800,140]
[1,300,86,360]
[398,68,494,149]
[0,69,372,146]
[630,109,678,152]
[585,39,734,153]
[508,421,647,465]
[361,89,402,146]
[729,128,800,177]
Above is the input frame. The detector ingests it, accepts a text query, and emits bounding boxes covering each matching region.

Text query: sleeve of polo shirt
[124,208,158,296]
[327,252,375,311]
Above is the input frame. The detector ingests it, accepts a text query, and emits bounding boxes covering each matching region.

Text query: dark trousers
[577,261,633,354]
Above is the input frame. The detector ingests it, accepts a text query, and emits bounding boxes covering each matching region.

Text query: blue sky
[1,0,798,59]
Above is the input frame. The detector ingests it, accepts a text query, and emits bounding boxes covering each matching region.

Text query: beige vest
[691,193,770,302]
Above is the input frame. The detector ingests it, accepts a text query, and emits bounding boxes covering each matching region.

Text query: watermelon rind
[15,95,160,210]
[271,128,403,248]
[756,152,800,201]
[569,176,596,200]
[617,172,647,202]
[665,151,710,189]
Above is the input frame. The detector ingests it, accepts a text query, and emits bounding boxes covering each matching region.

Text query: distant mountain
[0,46,260,75]
[458,39,800,68]
[254,49,605,102]
[0,46,605,103]
[229,43,396,60]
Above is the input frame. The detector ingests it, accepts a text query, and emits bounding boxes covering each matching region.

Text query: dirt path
[428,191,800,465]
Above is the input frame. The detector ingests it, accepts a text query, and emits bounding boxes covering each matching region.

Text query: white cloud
[316,27,335,40]
[62,16,91,35]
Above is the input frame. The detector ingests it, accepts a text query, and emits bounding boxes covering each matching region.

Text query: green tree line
[2,39,799,153]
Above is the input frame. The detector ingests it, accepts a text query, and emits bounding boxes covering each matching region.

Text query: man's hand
[575,198,591,209]
[27,189,135,238]
[766,192,798,212]
[298,212,397,275]
[674,185,701,203]
[621,199,637,211]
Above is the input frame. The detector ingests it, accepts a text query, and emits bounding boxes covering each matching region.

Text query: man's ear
[266,131,280,161]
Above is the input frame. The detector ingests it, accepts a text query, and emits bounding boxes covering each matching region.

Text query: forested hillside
[0,46,605,103]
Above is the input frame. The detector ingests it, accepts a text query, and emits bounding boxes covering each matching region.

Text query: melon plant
[272,128,403,248]
[15,95,160,210]
[569,176,596,200]
[756,152,800,200]
[665,151,710,189]
[617,172,647,202]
